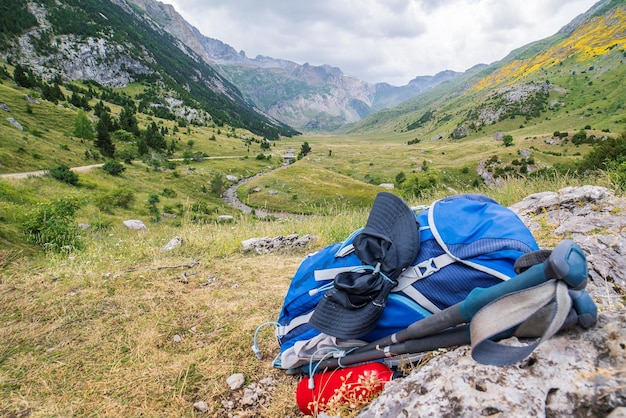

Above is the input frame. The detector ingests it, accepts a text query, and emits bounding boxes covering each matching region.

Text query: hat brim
[309,279,395,339]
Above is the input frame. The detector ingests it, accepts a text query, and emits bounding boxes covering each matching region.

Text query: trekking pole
[357,239,586,352]
[314,288,596,371]
[314,240,589,370]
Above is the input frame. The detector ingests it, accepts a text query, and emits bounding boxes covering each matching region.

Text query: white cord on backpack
[252,322,280,360]
[307,347,344,389]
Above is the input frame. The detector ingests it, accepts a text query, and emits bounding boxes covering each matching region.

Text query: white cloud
[166,0,599,85]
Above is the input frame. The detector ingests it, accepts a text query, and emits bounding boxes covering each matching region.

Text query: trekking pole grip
[460,240,588,321]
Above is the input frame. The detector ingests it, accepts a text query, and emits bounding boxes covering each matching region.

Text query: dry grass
[0,221,309,417]
[1,125,622,417]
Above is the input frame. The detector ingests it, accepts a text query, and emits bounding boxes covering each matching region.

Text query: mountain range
[1,0,625,137]
[108,0,468,132]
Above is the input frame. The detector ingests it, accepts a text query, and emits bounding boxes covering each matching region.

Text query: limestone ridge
[126,0,463,131]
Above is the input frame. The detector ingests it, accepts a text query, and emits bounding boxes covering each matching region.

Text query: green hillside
[348,2,626,139]
[0,0,297,139]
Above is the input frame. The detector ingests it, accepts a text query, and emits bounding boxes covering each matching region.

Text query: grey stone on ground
[241,234,317,253]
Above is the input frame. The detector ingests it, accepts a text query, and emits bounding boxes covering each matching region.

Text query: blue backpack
[273,194,540,370]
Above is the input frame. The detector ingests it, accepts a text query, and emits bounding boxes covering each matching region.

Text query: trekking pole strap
[470,279,572,366]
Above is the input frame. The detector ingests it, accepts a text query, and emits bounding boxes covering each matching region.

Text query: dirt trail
[0,164,103,180]
[1,161,293,218]
[222,173,292,219]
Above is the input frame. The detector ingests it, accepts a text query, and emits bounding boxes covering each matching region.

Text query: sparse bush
[94,187,135,213]
[210,173,226,196]
[21,198,83,252]
[162,188,177,198]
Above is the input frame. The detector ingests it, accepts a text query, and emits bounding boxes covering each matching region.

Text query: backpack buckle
[416,253,456,279]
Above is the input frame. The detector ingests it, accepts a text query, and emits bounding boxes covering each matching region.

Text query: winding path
[222,173,292,219]
[0,160,293,218]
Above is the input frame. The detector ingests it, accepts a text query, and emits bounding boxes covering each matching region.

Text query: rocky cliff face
[10,3,153,87]
[1,0,295,138]
[359,185,626,417]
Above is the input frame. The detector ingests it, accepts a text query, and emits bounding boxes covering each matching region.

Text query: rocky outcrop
[510,185,626,311]
[241,234,317,254]
[358,185,626,417]
[360,310,625,418]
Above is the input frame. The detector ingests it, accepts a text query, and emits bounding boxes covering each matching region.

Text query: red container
[296,362,393,415]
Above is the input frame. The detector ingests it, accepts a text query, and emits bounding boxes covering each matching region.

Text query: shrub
[94,186,136,213]
[21,198,83,252]
[48,165,79,185]
[101,160,126,176]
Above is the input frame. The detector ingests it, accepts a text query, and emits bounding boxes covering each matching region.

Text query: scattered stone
[161,212,177,219]
[240,382,266,407]
[172,334,182,343]
[161,236,183,252]
[226,174,238,182]
[241,234,317,254]
[0,102,10,112]
[123,219,147,230]
[226,373,245,390]
[268,190,278,195]
[379,183,394,189]
[7,118,23,131]
[193,401,209,413]
[493,131,507,141]
[221,400,235,410]
[217,215,234,223]
[25,95,40,104]
[252,187,262,193]
[77,223,90,230]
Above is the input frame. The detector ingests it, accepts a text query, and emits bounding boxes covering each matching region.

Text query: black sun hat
[309,192,420,339]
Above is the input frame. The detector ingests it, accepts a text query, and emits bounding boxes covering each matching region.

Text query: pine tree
[13,64,30,87]
[73,111,94,140]
[119,106,139,135]
[95,112,115,157]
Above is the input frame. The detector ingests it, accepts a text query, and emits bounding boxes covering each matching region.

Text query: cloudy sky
[166,0,599,86]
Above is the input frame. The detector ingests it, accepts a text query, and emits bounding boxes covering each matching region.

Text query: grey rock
[241,234,317,254]
[510,185,626,310]
[358,185,626,417]
[217,215,234,223]
[7,118,23,131]
[161,236,183,251]
[360,310,626,418]
[226,373,245,390]
[123,219,147,230]
[193,401,209,412]
[0,102,10,112]
[25,95,40,104]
